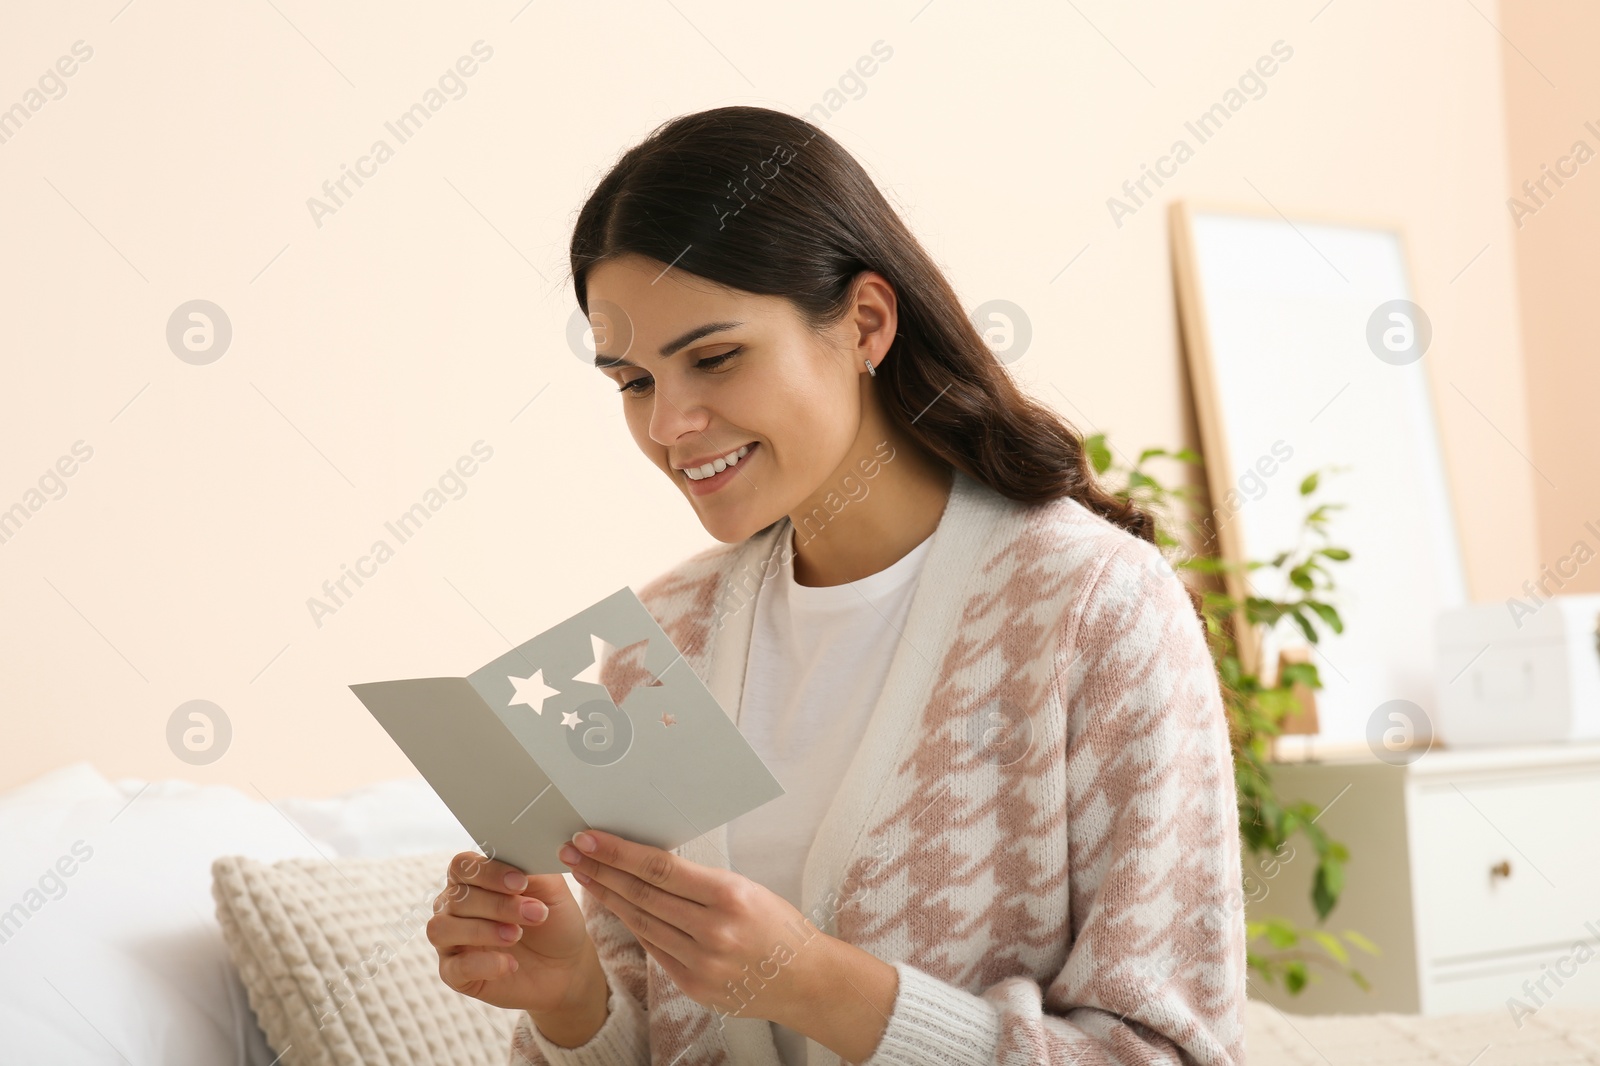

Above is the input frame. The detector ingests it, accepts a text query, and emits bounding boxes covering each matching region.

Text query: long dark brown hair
[568,105,1158,549]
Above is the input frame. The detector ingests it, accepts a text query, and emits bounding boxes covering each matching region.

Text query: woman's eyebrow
[593,320,744,369]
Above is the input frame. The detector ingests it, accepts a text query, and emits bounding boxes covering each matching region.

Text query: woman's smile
[680,441,758,496]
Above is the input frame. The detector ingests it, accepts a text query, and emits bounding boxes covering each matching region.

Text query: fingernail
[559,845,581,865]
[520,898,547,922]
[498,923,521,941]
[504,871,527,891]
[573,831,596,853]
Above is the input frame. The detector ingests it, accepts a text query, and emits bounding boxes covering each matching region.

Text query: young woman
[428,105,1246,1066]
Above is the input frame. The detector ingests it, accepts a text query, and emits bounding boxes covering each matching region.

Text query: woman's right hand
[428,850,600,1016]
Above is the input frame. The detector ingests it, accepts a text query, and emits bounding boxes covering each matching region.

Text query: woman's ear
[846,272,898,369]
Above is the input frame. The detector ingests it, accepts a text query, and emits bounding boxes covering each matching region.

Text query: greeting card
[349,587,784,875]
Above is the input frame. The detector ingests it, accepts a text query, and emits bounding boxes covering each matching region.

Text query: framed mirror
[1170,200,1468,745]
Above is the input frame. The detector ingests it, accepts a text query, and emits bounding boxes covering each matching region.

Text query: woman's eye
[615,348,741,395]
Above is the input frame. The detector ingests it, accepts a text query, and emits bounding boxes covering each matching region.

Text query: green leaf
[1279,662,1320,688]
[1319,547,1351,561]
[1262,919,1299,949]
[1341,930,1381,956]
[1300,471,1320,496]
[1285,961,1309,994]
[1251,608,1292,630]
[1290,609,1319,644]
[1312,858,1344,920]
[1308,930,1349,964]
[1085,435,1112,475]
[1306,601,1344,634]
[1256,689,1297,723]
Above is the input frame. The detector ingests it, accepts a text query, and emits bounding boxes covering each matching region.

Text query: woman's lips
[683,441,757,496]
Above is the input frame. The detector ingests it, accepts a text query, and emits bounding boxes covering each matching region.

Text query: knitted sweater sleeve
[861,538,1249,1066]
[506,882,652,1065]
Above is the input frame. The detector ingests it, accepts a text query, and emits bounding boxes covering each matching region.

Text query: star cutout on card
[660,711,677,727]
[573,632,665,707]
[506,668,561,716]
[560,710,583,730]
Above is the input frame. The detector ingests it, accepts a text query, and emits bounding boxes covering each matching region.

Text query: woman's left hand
[557,828,819,1022]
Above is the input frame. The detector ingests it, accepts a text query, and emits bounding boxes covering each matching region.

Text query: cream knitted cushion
[212,849,523,1066]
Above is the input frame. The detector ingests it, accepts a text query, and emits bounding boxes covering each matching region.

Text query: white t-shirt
[728,523,934,1066]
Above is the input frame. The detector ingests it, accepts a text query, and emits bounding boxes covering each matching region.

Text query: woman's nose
[647,383,710,446]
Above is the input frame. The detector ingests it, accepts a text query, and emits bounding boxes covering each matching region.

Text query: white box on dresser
[1245,740,1600,1018]
[1435,592,1600,746]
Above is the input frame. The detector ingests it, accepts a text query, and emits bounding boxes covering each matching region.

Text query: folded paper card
[349,586,785,875]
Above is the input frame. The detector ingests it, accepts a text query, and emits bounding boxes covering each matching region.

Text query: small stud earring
[864,358,876,377]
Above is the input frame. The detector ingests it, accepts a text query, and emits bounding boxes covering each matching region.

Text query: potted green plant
[1086,435,1377,994]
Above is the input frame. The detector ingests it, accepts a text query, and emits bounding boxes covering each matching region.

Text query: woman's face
[586,253,895,543]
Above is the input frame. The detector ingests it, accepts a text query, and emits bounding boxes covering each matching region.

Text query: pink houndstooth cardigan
[510,467,1248,1065]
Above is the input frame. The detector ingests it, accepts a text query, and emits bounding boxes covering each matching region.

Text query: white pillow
[0,760,123,807]
[0,765,555,1065]
[0,765,331,1065]
[272,776,478,859]
[270,775,582,895]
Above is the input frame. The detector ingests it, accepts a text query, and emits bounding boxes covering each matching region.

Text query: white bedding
[1245,994,1600,1064]
[9,762,1598,1065]
[0,762,479,1066]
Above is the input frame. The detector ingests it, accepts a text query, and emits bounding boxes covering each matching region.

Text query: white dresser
[1245,741,1600,1016]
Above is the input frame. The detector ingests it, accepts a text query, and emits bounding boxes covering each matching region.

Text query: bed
[3,762,1593,1065]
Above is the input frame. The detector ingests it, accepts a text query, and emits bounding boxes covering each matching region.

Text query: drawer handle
[1490,860,1512,880]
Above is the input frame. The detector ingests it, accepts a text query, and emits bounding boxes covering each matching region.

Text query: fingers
[440,945,518,988]
[438,881,549,927]
[575,869,700,963]
[446,850,571,907]
[566,857,702,940]
[563,830,719,905]
[430,852,555,958]
[447,850,534,893]
[427,907,527,951]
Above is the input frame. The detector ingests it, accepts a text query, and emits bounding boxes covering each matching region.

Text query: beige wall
[0,1,1542,796]
[1500,0,1600,598]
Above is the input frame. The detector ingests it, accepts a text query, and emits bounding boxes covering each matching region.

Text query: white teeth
[685,443,752,480]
